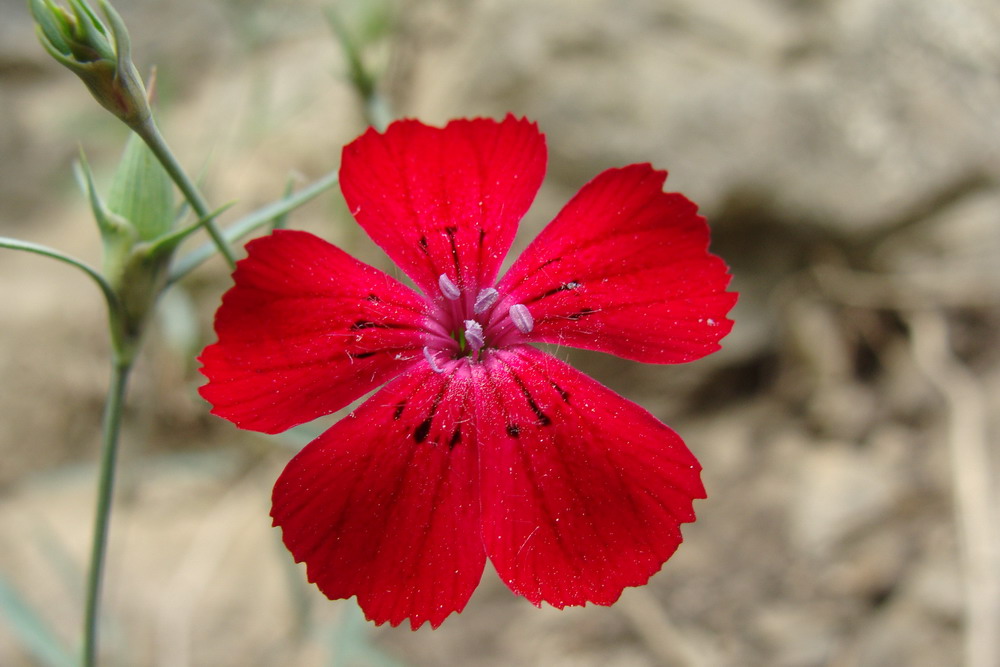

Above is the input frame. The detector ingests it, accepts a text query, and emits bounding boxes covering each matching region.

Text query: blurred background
[1,0,999,665]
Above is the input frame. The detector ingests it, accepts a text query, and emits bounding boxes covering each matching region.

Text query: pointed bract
[107,133,173,241]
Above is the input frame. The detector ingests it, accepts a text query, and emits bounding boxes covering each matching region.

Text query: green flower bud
[29,0,151,127]
[107,133,173,242]
[78,134,175,347]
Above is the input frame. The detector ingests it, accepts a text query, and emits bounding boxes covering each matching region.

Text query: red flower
[199,116,736,629]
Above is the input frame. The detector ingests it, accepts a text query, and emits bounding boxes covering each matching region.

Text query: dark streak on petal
[448,428,461,448]
[393,400,406,420]
[350,319,406,331]
[366,293,382,303]
[413,379,450,444]
[353,351,378,359]
[566,307,597,321]
[414,417,432,443]
[551,381,570,403]
[509,371,552,427]
[506,423,520,438]
[445,226,460,275]
[418,235,430,255]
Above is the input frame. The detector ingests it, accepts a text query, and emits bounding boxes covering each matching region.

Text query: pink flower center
[423,274,533,370]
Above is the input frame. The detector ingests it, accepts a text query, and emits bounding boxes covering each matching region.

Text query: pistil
[464,320,485,353]
[423,346,445,373]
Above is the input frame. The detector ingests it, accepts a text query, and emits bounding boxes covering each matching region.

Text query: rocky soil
[1,0,998,665]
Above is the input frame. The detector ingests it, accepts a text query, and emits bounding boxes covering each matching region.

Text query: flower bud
[78,134,176,345]
[107,133,173,242]
[29,0,151,127]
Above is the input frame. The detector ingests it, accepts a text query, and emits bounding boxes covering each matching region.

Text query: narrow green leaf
[167,168,339,283]
[143,201,236,258]
[0,236,121,317]
[271,176,296,230]
[0,574,75,667]
[74,149,125,239]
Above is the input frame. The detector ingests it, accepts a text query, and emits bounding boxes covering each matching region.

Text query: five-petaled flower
[199,115,737,629]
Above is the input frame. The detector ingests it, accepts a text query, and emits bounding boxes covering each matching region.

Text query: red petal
[474,346,705,608]
[271,365,485,629]
[494,164,737,363]
[199,230,429,433]
[340,115,546,297]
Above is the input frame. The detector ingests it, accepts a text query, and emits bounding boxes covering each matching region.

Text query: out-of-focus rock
[791,441,901,555]
[404,0,1000,236]
[872,189,1000,305]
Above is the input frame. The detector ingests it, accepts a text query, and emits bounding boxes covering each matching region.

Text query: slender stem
[167,169,340,284]
[361,89,392,132]
[324,6,393,131]
[271,177,297,230]
[82,358,132,667]
[0,237,133,355]
[128,117,237,269]
[0,237,121,319]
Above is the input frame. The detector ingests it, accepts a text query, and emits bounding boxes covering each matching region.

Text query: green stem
[167,169,340,284]
[324,6,393,131]
[129,117,237,270]
[0,237,123,325]
[82,357,132,667]
[364,90,392,132]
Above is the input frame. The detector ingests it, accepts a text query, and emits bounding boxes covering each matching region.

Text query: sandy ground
[1,0,998,665]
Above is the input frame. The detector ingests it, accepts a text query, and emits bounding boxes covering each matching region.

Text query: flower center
[423,273,534,371]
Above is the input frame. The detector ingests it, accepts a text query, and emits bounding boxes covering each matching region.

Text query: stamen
[474,287,500,314]
[423,346,445,373]
[509,303,534,334]
[464,320,485,351]
[438,273,460,300]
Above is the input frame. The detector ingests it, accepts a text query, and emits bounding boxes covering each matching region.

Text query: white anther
[509,303,534,334]
[423,347,445,373]
[474,288,500,314]
[438,274,460,300]
[464,320,485,351]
